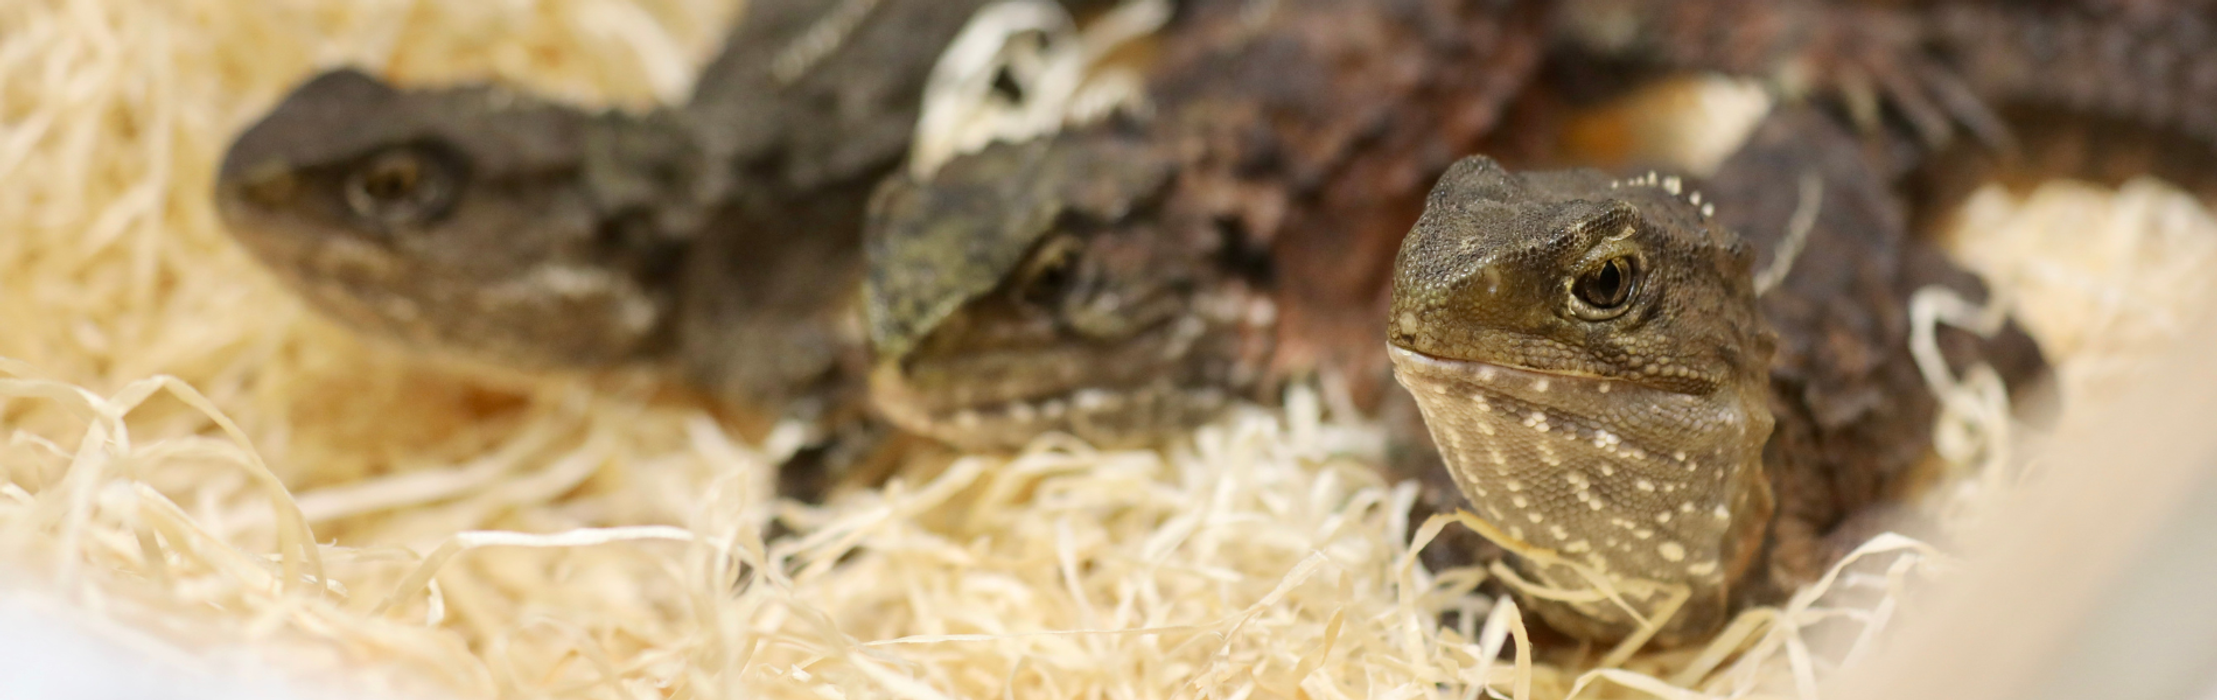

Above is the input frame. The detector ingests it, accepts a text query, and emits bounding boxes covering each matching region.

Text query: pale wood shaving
[1,2,2212,699]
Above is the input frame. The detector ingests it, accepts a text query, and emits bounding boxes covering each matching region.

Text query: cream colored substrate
[1,1,2210,698]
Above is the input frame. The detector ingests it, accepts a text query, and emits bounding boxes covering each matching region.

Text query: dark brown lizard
[1387,105,2051,646]
[864,0,1549,452]
[214,0,1010,423]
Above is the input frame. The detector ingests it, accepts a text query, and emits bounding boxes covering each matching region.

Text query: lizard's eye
[1571,255,1638,319]
[1016,235,1081,307]
[344,146,459,229]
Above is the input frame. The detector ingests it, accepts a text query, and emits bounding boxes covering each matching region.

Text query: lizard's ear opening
[342,142,466,232]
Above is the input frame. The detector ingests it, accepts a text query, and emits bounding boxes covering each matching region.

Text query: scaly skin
[1388,106,2050,646]
[864,0,1548,451]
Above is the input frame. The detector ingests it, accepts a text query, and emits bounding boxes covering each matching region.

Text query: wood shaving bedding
[2,2,2212,698]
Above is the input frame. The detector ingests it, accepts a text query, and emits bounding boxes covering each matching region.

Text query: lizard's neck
[1390,345,1773,645]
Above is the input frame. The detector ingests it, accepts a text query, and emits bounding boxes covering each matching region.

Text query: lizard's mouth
[1386,344,1773,646]
[869,363,1240,452]
[869,291,1276,452]
[1388,345,1624,387]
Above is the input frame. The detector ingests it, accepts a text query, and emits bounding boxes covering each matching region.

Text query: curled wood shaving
[0,2,2210,699]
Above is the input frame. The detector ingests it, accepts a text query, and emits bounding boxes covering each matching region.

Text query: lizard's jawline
[869,362,1239,452]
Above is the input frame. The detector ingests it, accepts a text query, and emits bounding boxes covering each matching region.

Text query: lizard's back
[671,0,1006,415]
[1701,107,2052,589]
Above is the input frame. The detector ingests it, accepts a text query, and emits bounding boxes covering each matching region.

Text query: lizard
[1385,105,2052,647]
[213,0,1026,428]
[1385,0,2217,644]
[863,0,1550,453]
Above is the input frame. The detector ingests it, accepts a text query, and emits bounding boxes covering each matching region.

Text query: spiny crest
[1605,170,1716,220]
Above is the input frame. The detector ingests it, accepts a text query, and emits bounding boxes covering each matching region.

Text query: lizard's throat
[1387,345,1774,645]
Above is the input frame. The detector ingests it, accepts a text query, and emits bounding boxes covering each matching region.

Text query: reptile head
[1387,156,1775,645]
[215,68,702,368]
[863,134,1276,451]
